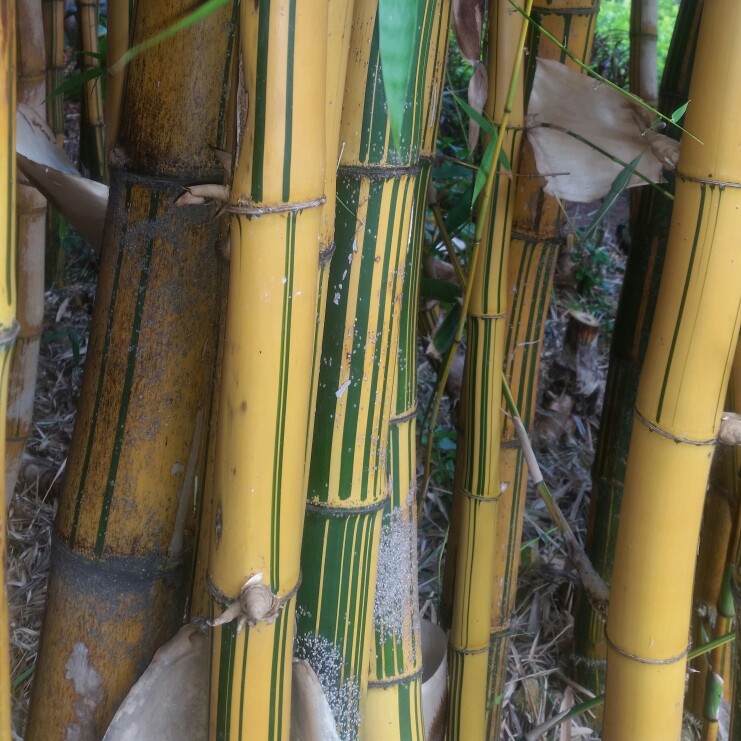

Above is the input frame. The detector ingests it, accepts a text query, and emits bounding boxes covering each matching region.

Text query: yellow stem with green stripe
[206,1,329,738]
[603,1,741,736]
[0,1,17,736]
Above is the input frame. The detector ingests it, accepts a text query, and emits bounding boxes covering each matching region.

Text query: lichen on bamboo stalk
[603,0,741,735]
[0,1,18,736]
[479,3,600,735]
[572,0,701,701]
[26,2,234,736]
[295,0,434,736]
[206,1,330,738]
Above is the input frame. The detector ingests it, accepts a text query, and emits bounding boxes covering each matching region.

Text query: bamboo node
[226,196,326,217]
[208,572,302,632]
[634,406,717,446]
[604,629,689,665]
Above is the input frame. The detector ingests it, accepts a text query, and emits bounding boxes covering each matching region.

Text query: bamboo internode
[0,1,17,736]
[603,0,741,736]
[26,2,233,735]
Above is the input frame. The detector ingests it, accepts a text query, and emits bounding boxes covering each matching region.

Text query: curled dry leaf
[16,103,109,253]
[175,183,230,207]
[467,62,488,152]
[527,59,680,202]
[420,620,448,741]
[103,624,208,741]
[291,660,340,741]
[452,0,484,62]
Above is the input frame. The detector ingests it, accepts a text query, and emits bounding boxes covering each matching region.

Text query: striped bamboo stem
[78,0,106,181]
[205,1,330,738]
[0,1,18,737]
[26,3,234,736]
[41,0,65,285]
[602,0,741,735]
[476,3,600,734]
[629,0,658,107]
[104,0,129,159]
[572,0,702,700]
[364,2,451,737]
[7,0,47,505]
[295,0,435,736]
[444,2,528,738]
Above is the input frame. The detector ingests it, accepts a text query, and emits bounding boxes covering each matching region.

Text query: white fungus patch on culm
[373,503,419,668]
[295,632,361,740]
[64,642,104,741]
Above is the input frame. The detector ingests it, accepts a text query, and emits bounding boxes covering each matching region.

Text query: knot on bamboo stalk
[208,572,302,633]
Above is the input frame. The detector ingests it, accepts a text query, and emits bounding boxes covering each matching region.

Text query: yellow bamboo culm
[26,2,233,734]
[486,3,600,734]
[445,1,527,738]
[78,0,106,181]
[0,1,17,737]
[206,1,329,737]
[603,1,741,737]
[7,0,47,505]
[629,0,658,107]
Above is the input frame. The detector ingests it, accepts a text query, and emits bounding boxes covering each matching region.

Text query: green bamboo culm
[571,0,703,700]
[364,1,451,737]
[295,0,436,736]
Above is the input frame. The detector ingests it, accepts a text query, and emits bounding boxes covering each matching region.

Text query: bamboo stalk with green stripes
[0,0,18,736]
[443,2,527,737]
[295,0,435,735]
[26,2,235,735]
[7,0,47,505]
[78,0,107,181]
[41,0,65,285]
[602,0,741,735]
[481,3,600,734]
[364,2,451,737]
[205,1,331,737]
[572,0,702,701]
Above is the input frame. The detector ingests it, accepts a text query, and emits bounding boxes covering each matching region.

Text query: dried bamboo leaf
[102,624,208,741]
[467,62,488,152]
[290,660,340,741]
[526,59,680,202]
[452,0,484,62]
[16,103,108,251]
[420,620,447,741]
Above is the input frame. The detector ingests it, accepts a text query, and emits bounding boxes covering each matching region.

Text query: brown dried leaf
[467,62,488,152]
[453,0,484,62]
[527,59,680,202]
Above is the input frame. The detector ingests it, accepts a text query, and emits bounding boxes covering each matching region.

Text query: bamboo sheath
[444,3,525,738]
[206,2,329,738]
[479,3,600,734]
[78,0,107,182]
[572,0,702,698]
[364,3,451,737]
[295,1,433,736]
[26,3,234,736]
[6,0,47,505]
[603,0,741,735]
[41,0,65,285]
[0,2,18,737]
[629,0,658,108]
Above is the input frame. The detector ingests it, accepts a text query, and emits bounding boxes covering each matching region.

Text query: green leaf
[454,94,496,140]
[110,0,230,72]
[47,67,104,100]
[443,182,475,234]
[432,303,461,356]
[420,276,462,304]
[473,137,495,205]
[581,153,642,244]
[671,101,689,124]
[378,0,423,146]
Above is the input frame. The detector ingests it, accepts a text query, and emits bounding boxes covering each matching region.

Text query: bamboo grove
[2,0,741,739]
